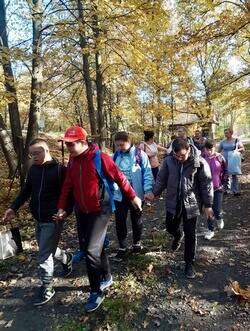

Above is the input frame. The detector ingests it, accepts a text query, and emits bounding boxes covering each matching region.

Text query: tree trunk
[93,11,105,149]
[77,0,97,136]
[0,0,23,153]
[0,115,18,178]
[25,0,43,160]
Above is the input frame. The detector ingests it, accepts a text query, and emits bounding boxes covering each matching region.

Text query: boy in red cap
[54,126,142,312]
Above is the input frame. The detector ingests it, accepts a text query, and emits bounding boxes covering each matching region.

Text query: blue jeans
[224,175,239,193]
[213,190,223,220]
[207,190,223,231]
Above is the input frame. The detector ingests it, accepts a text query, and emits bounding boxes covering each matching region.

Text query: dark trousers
[77,210,110,293]
[151,167,159,181]
[165,200,197,264]
[114,195,143,248]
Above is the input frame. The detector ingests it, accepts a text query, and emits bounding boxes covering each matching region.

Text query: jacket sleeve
[10,170,32,212]
[58,163,74,211]
[101,152,136,200]
[152,157,169,196]
[198,158,213,208]
[59,164,74,216]
[140,150,153,193]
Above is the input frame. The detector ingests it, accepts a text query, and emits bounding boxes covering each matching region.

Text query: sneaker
[100,275,113,291]
[233,192,241,196]
[223,190,229,195]
[216,219,224,230]
[73,250,85,263]
[204,230,215,240]
[146,201,151,206]
[172,232,184,251]
[132,244,143,253]
[85,292,105,313]
[115,248,128,261]
[33,286,55,306]
[159,196,164,200]
[185,263,196,279]
[62,252,73,277]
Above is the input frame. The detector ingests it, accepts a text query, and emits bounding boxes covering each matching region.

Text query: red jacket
[58,143,136,213]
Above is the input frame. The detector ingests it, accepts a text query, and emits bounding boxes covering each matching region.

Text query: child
[113,131,153,259]
[4,138,73,306]
[54,126,142,313]
[201,139,228,240]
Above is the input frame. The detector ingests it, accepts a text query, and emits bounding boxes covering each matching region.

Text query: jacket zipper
[38,167,44,221]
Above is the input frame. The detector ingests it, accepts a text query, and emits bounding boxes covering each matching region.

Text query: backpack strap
[113,148,142,166]
[94,149,116,212]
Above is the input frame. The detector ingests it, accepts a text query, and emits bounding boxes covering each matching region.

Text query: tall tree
[0,0,23,153]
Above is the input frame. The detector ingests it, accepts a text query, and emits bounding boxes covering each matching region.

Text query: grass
[53,226,170,331]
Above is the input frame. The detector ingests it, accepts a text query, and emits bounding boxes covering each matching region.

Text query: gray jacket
[153,147,213,219]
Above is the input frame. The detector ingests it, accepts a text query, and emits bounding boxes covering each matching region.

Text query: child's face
[65,140,87,157]
[115,140,131,152]
[29,144,47,164]
[205,147,215,156]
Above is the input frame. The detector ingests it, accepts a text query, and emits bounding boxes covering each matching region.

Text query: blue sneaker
[104,234,110,248]
[85,292,105,312]
[72,250,84,263]
[100,275,113,291]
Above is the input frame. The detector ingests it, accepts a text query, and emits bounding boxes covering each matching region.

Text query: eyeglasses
[29,150,44,158]
[173,150,189,160]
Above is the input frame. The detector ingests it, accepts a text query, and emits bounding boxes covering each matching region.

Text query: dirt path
[0,149,250,331]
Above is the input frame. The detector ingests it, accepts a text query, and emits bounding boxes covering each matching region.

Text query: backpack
[68,149,116,212]
[112,147,142,166]
[94,149,116,212]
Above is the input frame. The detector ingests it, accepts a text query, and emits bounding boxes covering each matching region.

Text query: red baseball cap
[58,126,88,142]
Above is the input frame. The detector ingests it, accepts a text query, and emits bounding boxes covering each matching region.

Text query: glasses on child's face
[29,150,44,158]
[173,150,189,160]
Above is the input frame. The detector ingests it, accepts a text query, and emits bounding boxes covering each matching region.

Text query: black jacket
[10,158,73,222]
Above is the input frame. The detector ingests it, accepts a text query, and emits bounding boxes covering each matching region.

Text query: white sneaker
[204,230,215,240]
[146,201,151,206]
[216,219,224,229]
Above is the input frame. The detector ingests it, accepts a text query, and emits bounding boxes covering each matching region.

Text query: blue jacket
[112,145,153,201]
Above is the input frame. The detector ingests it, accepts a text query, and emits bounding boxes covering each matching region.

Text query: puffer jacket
[10,158,72,222]
[152,146,213,219]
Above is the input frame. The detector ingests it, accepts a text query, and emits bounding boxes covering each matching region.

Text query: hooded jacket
[152,146,213,219]
[112,144,153,202]
[10,158,72,222]
[58,143,136,213]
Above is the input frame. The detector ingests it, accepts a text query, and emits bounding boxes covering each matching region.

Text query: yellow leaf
[231,280,250,300]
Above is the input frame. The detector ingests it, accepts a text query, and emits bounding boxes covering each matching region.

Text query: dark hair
[204,139,215,149]
[144,130,154,141]
[172,138,190,152]
[114,131,130,142]
[29,138,48,147]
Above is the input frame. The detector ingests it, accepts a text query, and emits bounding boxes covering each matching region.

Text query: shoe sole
[33,291,55,306]
[63,253,73,277]
[85,296,105,313]
[185,273,196,279]
[100,280,113,291]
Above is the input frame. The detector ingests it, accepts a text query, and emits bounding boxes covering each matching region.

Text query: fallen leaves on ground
[231,280,250,301]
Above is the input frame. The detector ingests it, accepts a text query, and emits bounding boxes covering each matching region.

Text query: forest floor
[0,136,250,331]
